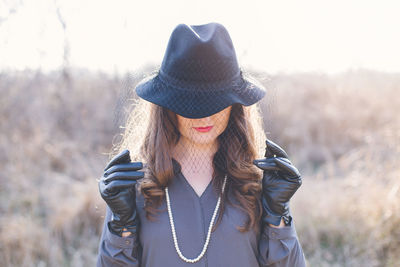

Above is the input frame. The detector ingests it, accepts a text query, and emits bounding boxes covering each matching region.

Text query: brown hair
[109,72,267,234]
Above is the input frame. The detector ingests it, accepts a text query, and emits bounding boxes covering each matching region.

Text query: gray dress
[97,159,306,267]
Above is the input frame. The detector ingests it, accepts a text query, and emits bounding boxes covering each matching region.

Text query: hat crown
[160,22,240,83]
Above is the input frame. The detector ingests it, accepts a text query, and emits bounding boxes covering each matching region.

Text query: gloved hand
[98,149,144,238]
[253,139,302,227]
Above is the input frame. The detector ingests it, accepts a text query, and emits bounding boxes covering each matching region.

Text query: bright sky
[1,0,399,74]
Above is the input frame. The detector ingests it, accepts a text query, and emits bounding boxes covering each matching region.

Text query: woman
[97,22,306,266]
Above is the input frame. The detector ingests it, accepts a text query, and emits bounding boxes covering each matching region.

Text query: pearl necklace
[165,175,227,263]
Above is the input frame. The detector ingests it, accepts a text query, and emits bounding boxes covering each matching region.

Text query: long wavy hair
[109,70,267,235]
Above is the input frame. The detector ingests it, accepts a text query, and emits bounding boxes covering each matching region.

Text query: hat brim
[135,73,267,119]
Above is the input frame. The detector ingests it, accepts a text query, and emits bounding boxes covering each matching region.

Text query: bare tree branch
[53,0,71,85]
[0,0,24,26]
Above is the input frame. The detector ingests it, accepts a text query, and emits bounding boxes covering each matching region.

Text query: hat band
[157,69,245,92]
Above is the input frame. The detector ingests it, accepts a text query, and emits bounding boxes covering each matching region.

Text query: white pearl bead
[165,175,227,263]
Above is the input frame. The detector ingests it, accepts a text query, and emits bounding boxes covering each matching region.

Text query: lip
[193,126,213,132]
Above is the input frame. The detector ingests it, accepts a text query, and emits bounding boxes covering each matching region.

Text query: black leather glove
[253,139,302,227]
[98,149,144,238]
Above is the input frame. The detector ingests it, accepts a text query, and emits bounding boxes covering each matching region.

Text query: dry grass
[0,67,399,266]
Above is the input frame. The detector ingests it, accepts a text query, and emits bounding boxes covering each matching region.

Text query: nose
[196,116,212,125]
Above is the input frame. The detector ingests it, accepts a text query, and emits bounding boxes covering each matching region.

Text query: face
[175,105,232,146]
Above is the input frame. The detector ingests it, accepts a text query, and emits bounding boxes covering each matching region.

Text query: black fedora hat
[135,22,267,119]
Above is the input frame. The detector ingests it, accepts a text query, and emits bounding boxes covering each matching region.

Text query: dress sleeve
[96,205,141,267]
[257,219,307,267]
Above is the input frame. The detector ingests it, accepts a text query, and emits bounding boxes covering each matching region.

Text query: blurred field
[0,67,399,267]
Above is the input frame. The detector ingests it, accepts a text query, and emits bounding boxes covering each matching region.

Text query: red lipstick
[193,126,213,132]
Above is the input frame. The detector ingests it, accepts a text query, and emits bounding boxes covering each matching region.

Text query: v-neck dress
[97,159,306,267]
